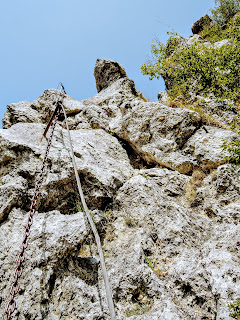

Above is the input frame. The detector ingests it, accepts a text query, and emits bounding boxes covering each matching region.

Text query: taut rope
[5,85,116,320]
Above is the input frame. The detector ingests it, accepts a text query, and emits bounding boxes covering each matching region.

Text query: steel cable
[5,85,116,320]
[5,108,60,320]
[59,100,116,320]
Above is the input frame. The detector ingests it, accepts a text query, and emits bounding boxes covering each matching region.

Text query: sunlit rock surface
[1,59,240,320]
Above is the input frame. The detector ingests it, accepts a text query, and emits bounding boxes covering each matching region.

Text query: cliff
[1,58,240,319]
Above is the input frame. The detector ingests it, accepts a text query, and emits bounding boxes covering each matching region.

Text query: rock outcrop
[1,59,240,320]
[191,14,212,34]
[94,59,127,93]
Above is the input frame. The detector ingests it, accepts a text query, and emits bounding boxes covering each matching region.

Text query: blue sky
[0,0,215,126]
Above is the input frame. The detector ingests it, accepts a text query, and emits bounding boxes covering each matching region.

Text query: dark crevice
[181,283,193,298]
[48,273,57,297]
[112,135,158,169]
[66,110,81,117]
[58,254,99,286]
[178,119,203,150]
[36,168,122,215]
[58,109,81,121]
[37,178,79,214]
[174,280,217,318]
[100,196,115,211]
[18,170,36,189]
[150,232,159,243]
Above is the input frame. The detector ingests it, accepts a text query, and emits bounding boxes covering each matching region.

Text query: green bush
[222,112,240,164]
[200,11,240,42]
[211,0,240,27]
[141,36,240,100]
[141,0,240,101]
[228,297,240,318]
[141,0,240,163]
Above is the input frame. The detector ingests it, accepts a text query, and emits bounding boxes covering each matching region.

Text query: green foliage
[142,0,240,163]
[200,22,224,42]
[65,192,82,214]
[211,0,240,27]
[125,303,152,317]
[164,34,181,57]
[228,297,240,318]
[141,39,165,80]
[223,138,240,163]
[222,113,240,164]
[200,11,240,42]
[77,204,84,212]
[141,0,240,101]
[144,256,156,269]
[142,37,240,100]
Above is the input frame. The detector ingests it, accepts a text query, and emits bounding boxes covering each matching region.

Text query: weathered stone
[2,89,86,129]
[68,78,202,174]
[2,101,40,129]
[191,14,212,34]
[0,208,89,320]
[183,126,238,171]
[0,175,28,222]
[1,59,240,320]
[94,59,127,93]
[157,91,169,104]
[109,167,240,319]
[214,39,233,49]
[0,122,133,221]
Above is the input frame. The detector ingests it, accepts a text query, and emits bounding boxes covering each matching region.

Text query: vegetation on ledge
[141,0,240,102]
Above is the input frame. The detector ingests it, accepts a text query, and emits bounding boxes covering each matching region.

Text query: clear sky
[0,0,215,126]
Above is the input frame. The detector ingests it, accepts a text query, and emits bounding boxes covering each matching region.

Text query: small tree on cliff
[212,0,240,26]
[141,0,240,101]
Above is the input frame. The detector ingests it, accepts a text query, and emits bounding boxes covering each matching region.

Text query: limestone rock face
[1,59,240,320]
[0,122,133,221]
[94,59,127,93]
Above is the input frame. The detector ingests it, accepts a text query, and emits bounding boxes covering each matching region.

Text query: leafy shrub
[222,112,240,164]
[141,37,240,100]
[141,0,240,163]
[200,11,240,42]
[141,0,240,101]
[223,138,240,163]
[211,0,240,27]
[228,297,240,318]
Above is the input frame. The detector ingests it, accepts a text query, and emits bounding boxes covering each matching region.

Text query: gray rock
[94,59,127,93]
[110,167,240,319]
[214,39,233,49]
[157,91,169,104]
[0,175,28,222]
[71,78,202,174]
[0,122,133,221]
[186,34,204,46]
[1,208,89,320]
[191,14,212,34]
[1,60,240,320]
[193,95,237,128]
[2,89,86,129]
[2,63,236,177]
[183,126,238,171]
[2,101,40,129]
